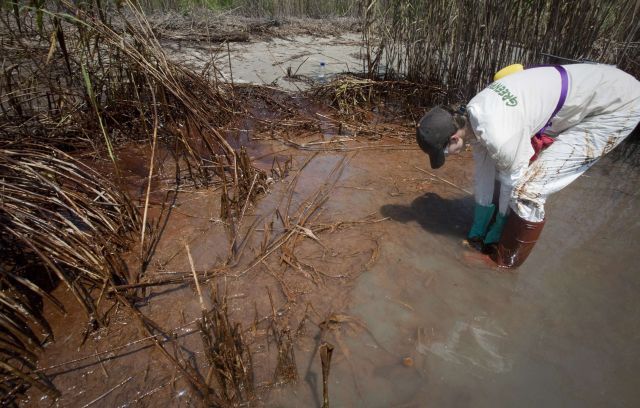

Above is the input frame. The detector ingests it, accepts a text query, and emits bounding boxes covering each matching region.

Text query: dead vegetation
[148,10,360,42]
[0,144,139,402]
[231,78,431,147]
[0,0,267,402]
[311,74,444,119]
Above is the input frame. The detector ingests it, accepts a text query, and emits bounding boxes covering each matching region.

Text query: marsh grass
[362,0,640,103]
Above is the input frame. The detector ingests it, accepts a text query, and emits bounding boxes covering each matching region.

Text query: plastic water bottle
[319,61,326,82]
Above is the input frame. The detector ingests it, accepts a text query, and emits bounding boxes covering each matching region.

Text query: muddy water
[27,125,640,407]
[163,34,363,90]
[267,150,640,407]
[24,33,640,406]
[28,128,640,407]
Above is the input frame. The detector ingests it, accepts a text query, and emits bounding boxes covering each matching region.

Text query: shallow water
[269,150,640,407]
[29,129,640,407]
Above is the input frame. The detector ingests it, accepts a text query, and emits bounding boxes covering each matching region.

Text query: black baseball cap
[416,107,456,169]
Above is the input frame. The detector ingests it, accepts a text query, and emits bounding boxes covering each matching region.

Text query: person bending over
[416,63,640,268]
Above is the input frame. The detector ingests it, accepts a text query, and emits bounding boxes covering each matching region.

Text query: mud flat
[163,33,363,90]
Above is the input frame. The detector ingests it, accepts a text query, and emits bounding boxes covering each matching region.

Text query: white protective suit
[467,64,640,222]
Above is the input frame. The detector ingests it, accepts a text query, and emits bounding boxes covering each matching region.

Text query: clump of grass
[0,144,140,402]
[198,285,255,405]
[311,74,444,118]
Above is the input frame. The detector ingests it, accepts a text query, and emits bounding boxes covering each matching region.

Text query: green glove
[483,212,508,244]
[468,204,495,240]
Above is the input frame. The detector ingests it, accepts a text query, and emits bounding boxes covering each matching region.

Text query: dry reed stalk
[279,138,416,152]
[140,79,160,260]
[413,165,472,195]
[112,291,213,404]
[1,1,266,210]
[319,342,334,408]
[185,243,206,310]
[80,375,133,408]
[34,317,201,375]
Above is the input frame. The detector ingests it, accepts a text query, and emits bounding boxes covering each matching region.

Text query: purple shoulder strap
[550,66,569,123]
[535,65,569,136]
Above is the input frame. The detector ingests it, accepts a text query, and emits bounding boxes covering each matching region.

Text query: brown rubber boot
[491,212,545,268]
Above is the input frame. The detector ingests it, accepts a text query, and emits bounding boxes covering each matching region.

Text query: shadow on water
[380,192,474,239]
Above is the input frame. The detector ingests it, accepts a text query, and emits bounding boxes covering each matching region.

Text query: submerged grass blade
[81,63,118,169]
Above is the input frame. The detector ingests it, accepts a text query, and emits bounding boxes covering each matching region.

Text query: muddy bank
[152,11,364,92]
[162,32,363,91]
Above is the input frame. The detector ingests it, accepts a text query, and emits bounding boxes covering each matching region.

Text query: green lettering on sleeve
[488,82,518,107]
